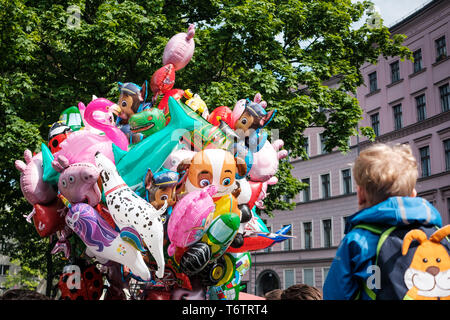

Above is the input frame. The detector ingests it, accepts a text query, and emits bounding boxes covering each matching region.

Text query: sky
[351,0,433,28]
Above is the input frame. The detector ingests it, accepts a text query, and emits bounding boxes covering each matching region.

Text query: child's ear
[357,185,368,209]
[410,188,417,198]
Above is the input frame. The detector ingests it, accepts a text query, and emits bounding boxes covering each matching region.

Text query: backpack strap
[351,224,397,300]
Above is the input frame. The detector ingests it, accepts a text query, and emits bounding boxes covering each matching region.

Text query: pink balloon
[162,24,195,71]
[15,150,57,205]
[83,98,129,151]
[167,185,217,256]
[247,139,287,182]
[53,130,115,166]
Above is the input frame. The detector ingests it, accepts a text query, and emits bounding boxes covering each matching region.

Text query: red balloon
[157,88,185,124]
[207,106,233,127]
[150,64,175,96]
[33,198,66,237]
[58,264,104,300]
[247,181,264,210]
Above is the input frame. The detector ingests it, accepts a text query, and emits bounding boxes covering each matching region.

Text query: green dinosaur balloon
[129,108,166,138]
[113,96,202,196]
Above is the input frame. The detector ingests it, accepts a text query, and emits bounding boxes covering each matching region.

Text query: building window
[416,94,426,121]
[303,222,312,250]
[303,268,315,287]
[369,71,377,92]
[0,265,10,276]
[413,49,423,73]
[319,133,327,154]
[322,219,332,248]
[370,113,380,137]
[435,36,447,62]
[283,224,292,251]
[390,61,400,83]
[341,169,352,195]
[322,267,330,287]
[284,269,295,289]
[440,84,450,112]
[419,146,431,177]
[444,139,450,171]
[301,178,310,202]
[320,173,331,199]
[303,136,309,159]
[393,104,402,130]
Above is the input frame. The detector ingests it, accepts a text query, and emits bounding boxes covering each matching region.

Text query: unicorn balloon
[65,203,151,281]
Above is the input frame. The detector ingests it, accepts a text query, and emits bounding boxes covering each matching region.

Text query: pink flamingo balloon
[83,98,129,151]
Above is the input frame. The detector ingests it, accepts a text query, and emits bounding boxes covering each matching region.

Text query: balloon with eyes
[176,149,248,277]
[129,108,166,147]
[230,93,275,139]
[48,122,71,154]
[144,169,179,212]
[113,82,150,123]
[51,155,101,207]
[111,82,151,143]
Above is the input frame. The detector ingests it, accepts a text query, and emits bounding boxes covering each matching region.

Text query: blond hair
[353,143,418,206]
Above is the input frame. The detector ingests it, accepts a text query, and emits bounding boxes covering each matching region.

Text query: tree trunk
[45,239,53,297]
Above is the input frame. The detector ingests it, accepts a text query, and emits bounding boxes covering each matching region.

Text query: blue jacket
[323,197,442,300]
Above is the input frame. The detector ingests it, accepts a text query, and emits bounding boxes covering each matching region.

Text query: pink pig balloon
[83,98,129,151]
[167,185,217,256]
[162,24,195,71]
[15,150,57,205]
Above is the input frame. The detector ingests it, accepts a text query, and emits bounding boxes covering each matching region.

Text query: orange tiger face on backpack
[402,225,450,300]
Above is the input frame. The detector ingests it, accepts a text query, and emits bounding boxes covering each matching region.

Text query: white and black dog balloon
[94,152,167,278]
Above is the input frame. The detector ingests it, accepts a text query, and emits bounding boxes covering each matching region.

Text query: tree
[0,0,411,292]
[2,259,43,291]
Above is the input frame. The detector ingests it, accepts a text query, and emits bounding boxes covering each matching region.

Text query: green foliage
[2,259,43,291]
[0,0,411,281]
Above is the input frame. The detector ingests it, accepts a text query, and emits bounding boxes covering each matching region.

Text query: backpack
[352,223,450,300]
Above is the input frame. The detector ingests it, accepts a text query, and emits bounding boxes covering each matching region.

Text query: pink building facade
[242,0,450,297]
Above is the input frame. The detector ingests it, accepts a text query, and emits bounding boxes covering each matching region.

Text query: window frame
[302,221,313,250]
[369,71,378,92]
[393,103,403,130]
[370,113,380,137]
[390,60,400,83]
[439,83,450,112]
[320,173,331,199]
[415,94,427,122]
[341,168,352,195]
[435,35,447,62]
[419,145,431,177]
[321,218,333,248]
[413,49,423,73]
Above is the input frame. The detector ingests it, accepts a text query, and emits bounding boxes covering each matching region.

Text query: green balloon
[113,96,202,196]
[41,143,60,186]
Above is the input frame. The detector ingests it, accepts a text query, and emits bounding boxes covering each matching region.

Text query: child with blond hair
[323,143,444,300]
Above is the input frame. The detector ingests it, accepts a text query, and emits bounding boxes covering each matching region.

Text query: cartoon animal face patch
[182,149,246,198]
[235,110,255,134]
[402,225,450,299]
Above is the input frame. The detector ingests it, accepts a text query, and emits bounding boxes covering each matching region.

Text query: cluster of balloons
[14,24,292,300]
